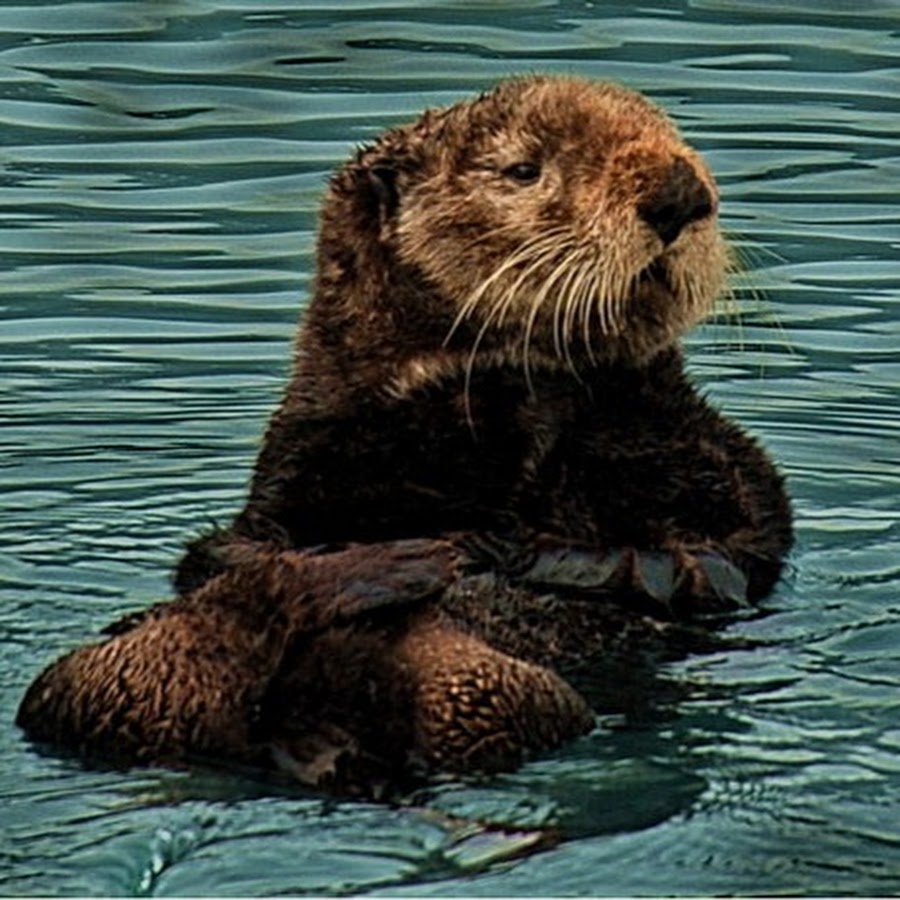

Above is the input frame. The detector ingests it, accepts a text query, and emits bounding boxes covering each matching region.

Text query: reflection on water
[1,1,898,896]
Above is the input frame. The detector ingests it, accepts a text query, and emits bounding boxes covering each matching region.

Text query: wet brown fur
[18,76,792,797]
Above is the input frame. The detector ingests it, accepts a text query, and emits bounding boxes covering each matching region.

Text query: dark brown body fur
[18,76,792,797]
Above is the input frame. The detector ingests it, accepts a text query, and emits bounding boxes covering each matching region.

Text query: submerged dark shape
[18,75,792,797]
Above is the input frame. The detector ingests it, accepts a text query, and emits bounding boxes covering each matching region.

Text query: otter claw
[696,553,749,606]
[523,547,625,592]
[632,551,676,603]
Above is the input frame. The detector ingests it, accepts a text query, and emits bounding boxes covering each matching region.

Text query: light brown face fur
[315,75,728,394]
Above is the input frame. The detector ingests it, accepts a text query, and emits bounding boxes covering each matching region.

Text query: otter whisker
[559,252,595,375]
[447,235,546,328]
[561,253,590,360]
[446,229,571,346]
[714,240,765,346]
[484,247,566,354]
[600,246,632,338]
[549,245,587,363]
[531,242,582,355]
[521,242,581,392]
[471,233,573,344]
[594,256,623,342]
[578,262,602,366]
[468,230,578,404]
[493,236,572,331]
[596,265,611,337]
[446,242,534,337]
[460,235,569,424]
[611,261,632,334]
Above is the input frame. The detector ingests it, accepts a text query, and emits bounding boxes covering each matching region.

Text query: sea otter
[18,75,792,797]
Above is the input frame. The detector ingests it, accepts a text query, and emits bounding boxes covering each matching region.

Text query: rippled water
[1,1,898,896]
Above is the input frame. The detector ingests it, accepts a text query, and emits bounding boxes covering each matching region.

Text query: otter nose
[638,157,714,245]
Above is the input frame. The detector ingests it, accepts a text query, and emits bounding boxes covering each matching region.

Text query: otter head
[311,75,728,394]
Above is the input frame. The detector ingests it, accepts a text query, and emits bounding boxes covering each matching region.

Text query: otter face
[334,76,728,372]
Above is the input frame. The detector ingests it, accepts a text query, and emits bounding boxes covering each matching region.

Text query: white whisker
[445,228,571,346]
[522,244,577,392]
[457,231,570,425]
[559,255,594,374]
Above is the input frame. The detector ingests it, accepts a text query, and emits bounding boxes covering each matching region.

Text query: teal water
[1,1,899,896]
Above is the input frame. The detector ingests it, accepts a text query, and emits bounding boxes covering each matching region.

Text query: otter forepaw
[332,539,463,619]
[517,540,749,617]
[620,545,750,613]
[196,537,462,631]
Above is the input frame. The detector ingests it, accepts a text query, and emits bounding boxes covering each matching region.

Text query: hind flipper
[18,540,460,770]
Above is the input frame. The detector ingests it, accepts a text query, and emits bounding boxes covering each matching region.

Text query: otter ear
[348,124,428,228]
[366,165,400,219]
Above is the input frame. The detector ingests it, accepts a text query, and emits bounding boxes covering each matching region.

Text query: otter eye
[502,162,541,184]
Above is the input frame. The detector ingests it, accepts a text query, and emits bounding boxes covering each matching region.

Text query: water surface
[2,1,899,896]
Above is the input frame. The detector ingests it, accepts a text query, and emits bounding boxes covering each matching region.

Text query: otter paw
[517,540,749,616]
[195,537,461,629]
[331,539,462,617]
